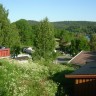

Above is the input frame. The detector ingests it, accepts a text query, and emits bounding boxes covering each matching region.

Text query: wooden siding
[0,48,10,57]
[74,78,96,96]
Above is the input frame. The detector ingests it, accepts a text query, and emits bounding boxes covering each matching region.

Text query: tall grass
[0,59,75,96]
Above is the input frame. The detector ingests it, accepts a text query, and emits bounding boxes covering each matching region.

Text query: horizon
[29,20,96,23]
[0,0,96,22]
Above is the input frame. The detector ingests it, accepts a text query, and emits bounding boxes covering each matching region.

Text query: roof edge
[65,74,96,78]
[68,50,83,64]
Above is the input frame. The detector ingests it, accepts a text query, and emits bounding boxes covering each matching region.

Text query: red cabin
[0,48,10,57]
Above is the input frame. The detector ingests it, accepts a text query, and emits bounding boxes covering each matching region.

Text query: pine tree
[34,18,55,59]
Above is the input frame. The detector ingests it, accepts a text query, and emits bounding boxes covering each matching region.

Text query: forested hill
[28,20,96,33]
[28,20,96,27]
[52,21,96,28]
[28,20,39,25]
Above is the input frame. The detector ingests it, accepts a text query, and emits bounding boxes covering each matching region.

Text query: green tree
[34,18,55,60]
[59,31,74,53]
[9,23,21,56]
[90,34,96,51]
[0,4,10,46]
[0,4,21,56]
[15,19,33,46]
[70,35,90,56]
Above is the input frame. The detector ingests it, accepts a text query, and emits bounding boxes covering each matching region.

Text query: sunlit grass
[0,59,74,96]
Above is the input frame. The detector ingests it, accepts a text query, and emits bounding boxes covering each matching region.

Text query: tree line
[0,4,56,60]
[0,3,96,60]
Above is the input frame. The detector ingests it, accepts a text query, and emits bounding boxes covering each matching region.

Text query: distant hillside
[28,20,39,25]
[28,20,96,29]
[52,21,96,29]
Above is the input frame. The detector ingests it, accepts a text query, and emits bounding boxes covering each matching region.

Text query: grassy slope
[0,59,75,96]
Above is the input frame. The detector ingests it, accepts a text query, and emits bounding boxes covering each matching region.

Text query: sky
[0,0,96,22]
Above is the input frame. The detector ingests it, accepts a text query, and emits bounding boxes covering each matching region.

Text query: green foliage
[29,20,96,34]
[9,23,21,53]
[0,4,10,46]
[34,18,55,60]
[58,30,74,53]
[60,31,74,42]
[0,4,21,55]
[15,19,33,46]
[70,35,90,56]
[0,59,75,96]
[90,34,96,51]
[53,21,96,34]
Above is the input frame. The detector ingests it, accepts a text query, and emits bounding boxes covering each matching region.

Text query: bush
[0,59,75,96]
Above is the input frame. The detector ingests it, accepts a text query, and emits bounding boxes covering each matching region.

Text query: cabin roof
[65,62,96,78]
[68,51,96,65]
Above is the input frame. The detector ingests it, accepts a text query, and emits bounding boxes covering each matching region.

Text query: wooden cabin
[0,48,10,57]
[65,62,96,96]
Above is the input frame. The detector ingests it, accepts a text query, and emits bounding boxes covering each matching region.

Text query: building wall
[0,48,10,57]
[74,78,96,96]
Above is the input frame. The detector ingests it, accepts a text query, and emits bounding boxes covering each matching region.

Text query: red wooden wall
[0,48,10,57]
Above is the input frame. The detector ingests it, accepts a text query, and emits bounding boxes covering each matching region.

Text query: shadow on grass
[49,69,75,96]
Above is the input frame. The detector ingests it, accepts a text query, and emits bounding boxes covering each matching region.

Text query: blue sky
[0,0,96,22]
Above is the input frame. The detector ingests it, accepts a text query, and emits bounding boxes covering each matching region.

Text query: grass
[0,58,75,96]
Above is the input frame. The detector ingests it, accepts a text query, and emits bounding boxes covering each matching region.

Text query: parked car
[0,46,5,49]
[22,47,34,55]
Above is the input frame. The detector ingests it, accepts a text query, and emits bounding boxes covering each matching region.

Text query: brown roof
[65,62,96,78]
[68,51,96,65]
